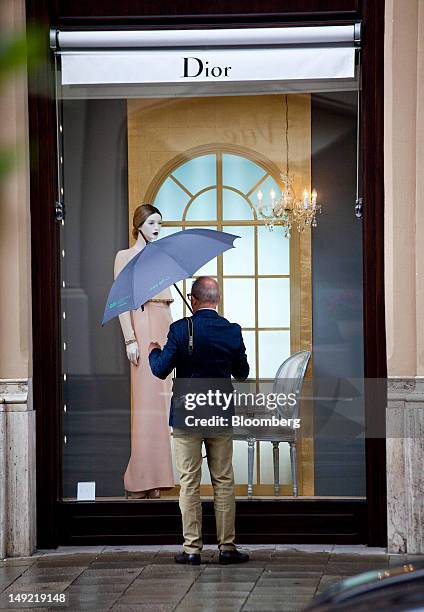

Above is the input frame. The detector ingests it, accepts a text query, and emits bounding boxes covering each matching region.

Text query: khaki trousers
[173,432,236,554]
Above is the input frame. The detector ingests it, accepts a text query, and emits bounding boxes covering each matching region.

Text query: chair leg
[247,438,255,500]
[272,442,280,496]
[289,441,298,497]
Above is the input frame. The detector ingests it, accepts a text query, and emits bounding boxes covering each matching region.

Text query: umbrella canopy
[102,228,239,325]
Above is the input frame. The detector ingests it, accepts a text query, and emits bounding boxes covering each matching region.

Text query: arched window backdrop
[145,144,306,380]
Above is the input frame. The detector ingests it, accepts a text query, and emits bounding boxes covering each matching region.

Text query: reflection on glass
[185,188,217,221]
[223,226,254,275]
[258,226,290,275]
[258,278,290,328]
[259,331,290,378]
[223,279,255,328]
[58,88,364,501]
[173,154,216,194]
[153,177,190,221]
[223,188,254,220]
[222,153,266,193]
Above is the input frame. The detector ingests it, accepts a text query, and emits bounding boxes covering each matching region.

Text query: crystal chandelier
[256,95,322,237]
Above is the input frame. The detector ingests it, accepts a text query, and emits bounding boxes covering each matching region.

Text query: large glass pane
[223,226,254,276]
[222,153,266,194]
[258,278,290,328]
[223,279,255,328]
[258,331,291,378]
[258,226,290,275]
[153,177,190,221]
[172,154,216,195]
[58,74,364,502]
[223,188,254,221]
[185,188,217,221]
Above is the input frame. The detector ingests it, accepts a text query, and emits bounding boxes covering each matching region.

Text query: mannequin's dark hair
[132,204,162,240]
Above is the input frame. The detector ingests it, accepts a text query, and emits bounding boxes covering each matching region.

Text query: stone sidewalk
[0,545,416,611]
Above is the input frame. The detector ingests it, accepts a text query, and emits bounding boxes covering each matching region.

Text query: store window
[57,26,365,502]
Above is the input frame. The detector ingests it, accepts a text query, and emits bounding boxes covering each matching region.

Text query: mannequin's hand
[149,341,161,353]
[126,341,140,366]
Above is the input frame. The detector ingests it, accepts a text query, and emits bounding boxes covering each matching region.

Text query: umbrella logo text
[109,295,130,310]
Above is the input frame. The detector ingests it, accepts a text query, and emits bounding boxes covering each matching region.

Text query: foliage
[0,25,43,183]
[0,25,43,82]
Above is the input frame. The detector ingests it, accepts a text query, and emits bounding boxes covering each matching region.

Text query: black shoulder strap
[186,317,194,356]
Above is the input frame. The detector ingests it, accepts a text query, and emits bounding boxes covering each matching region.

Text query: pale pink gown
[124,299,174,492]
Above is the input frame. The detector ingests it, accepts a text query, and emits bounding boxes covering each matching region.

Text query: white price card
[77,481,96,501]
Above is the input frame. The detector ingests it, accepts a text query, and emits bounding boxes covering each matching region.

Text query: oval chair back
[273,351,311,420]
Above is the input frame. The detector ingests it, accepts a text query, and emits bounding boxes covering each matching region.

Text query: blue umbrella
[102,228,239,325]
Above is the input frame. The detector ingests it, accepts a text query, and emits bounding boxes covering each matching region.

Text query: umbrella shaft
[173,283,194,314]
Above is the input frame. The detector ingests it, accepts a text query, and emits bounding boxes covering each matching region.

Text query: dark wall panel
[311,92,366,496]
[62,99,131,498]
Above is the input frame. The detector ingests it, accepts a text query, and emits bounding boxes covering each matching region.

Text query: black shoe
[219,549,249,564]
[174,551,201,565]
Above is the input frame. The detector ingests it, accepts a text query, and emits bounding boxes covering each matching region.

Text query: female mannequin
[114,204,174,499]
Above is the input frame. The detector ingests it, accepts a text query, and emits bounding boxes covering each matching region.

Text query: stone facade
[387,378,424,553]
[0,0,34,559]
[384,0,424,553]
[0,380,36,558]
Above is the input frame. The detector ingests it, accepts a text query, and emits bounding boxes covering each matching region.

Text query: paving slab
[0,546,393,611]
[112,605,174,612]
[0,560,35,567]
[98,550,154,556]
[276,544,333,553]
[331,545,386,555]
[34,556,95,569]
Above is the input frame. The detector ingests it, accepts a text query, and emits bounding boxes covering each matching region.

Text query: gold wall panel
[127,94,313,497]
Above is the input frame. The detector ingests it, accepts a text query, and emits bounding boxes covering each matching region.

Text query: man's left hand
[148,341,161,353]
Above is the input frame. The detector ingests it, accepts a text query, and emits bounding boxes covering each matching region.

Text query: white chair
[233,351,311,499]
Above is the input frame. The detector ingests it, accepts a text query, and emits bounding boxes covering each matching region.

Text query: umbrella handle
[173,283,194,314]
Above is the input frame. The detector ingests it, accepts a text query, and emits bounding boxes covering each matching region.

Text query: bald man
[149,276,249,565]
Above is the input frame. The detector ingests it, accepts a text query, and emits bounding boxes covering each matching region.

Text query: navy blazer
[149,309,250,425]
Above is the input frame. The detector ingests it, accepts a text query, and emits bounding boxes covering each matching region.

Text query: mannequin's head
[132,204,162,242]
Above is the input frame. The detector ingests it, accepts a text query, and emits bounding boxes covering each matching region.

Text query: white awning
[55,25,360,88]
[55,25,360,50]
